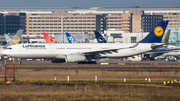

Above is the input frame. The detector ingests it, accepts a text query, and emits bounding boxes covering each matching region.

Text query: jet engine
[65,54,86,63]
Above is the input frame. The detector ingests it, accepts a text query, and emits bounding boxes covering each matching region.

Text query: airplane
[0,29,24,56]
[2,20,169,63]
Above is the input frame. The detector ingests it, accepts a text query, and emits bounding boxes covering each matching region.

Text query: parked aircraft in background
[43,32,55,43]
[164,47,180,59]
[94,31,107,43]
[43,32,77,44]
[4,34,11,43]
[0,29,24,56]
[2,20,169,63]
[44,31,105,44]
[65,32,77,43]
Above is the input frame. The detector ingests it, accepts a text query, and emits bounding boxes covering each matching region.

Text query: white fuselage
[2,43,153,59]
[164,46,180,57]
[0,46,5,56]
[165,51,180,57]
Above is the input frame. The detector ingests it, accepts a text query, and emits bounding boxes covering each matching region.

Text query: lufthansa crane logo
[154,26,164,37]
[98,37,105,43]
[10,35,20,45]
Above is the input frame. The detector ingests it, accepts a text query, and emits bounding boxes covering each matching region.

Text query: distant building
[132,14,163,33]
[0,13,26,35]
[103,30,148,43]
[0,13,4,35]
[105,13,132,33]
[26,13,102,35]
[163,13,180,28]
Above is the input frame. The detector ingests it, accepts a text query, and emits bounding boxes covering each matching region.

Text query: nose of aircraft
[1,49,7,55]
[0,48,5,56]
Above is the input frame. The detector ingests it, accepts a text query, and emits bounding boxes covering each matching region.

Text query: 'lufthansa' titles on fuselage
[22,45,46,49]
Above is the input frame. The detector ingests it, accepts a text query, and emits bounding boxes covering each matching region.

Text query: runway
[1,59,180,69]
[5,67,180,69]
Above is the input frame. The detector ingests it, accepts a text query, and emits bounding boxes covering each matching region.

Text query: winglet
[94,31,107,43]
[43,32,55,43]
[65,32,77,43]
[139,20,169,43]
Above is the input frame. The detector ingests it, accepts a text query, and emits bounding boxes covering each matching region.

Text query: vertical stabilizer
[65,32,77,43]
[94,31,107,43]
[4,29,24,47]
[139,20,169,43]
[162,30,171,48]
[43,32,55,43]
[162,30,170,44]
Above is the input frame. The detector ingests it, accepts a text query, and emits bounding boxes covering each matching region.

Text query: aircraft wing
[81,43,139,55]
[151,43,167,49]
[168,47,180,52]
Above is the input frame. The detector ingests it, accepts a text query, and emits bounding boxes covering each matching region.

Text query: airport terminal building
[0,6,179,45]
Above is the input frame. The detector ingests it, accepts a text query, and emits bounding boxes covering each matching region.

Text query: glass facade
[164,28,180,47]
[131,37,136,43]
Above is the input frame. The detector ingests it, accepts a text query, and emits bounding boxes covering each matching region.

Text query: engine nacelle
[51,59,66,63]
[65,54,86,63]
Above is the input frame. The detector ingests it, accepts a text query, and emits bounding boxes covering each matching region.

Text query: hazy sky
[0,0,179,7]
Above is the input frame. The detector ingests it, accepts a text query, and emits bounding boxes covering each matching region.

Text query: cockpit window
[6,47,12,49]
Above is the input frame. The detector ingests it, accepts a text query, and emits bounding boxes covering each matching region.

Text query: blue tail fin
[94,31,107,43]
[65,32,77,43]
[139,20,169,43]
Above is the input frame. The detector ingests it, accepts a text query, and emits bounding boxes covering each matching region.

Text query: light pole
[60,17,67,43]
[141,29,143,40]
[61,17,64,43]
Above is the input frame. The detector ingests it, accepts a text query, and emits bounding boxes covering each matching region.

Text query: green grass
[1,77,177,84]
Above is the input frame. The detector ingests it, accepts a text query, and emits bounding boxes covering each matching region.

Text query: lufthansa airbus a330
[2,20,169,63]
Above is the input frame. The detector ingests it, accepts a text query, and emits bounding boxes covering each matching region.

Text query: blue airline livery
[139,20,169,43]
[22,45,46,48]
[94,31,107,43]
[65,32,77,43]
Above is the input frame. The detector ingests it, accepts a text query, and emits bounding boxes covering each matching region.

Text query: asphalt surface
[1,59,180,69]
